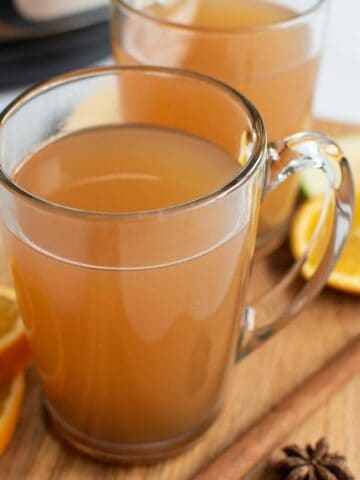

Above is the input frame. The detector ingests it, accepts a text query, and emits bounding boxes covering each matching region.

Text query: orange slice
[0,372,25,454]
[0,286,31,383]
[290,184,360,294]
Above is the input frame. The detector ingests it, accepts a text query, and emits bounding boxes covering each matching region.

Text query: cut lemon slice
[0,372,25,454]
[0,286,31,383]
[291,184,360,294]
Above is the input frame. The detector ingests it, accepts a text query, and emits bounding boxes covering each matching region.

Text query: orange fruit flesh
[0,372,25,454]
[291,184,360,294]
[0,286,31,383]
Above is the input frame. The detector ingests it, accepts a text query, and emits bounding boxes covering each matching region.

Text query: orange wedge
[0,286,31,383]
[290,184,360,294]
[0,372,25,454]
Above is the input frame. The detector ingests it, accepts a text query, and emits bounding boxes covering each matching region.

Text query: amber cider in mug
[111,0,328,250]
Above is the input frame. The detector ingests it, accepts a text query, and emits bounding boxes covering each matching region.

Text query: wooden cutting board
[1,120,359,480]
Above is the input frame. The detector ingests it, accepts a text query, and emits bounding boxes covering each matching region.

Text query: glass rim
[113,0,327,34]
[0,65,267,219]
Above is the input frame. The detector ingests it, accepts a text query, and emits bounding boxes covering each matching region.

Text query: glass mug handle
[237,132,354,360]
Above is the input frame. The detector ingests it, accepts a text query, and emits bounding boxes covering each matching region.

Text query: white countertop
[1,0,360,125]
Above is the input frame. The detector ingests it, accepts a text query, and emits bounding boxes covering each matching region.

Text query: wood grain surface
[0,120,359,480]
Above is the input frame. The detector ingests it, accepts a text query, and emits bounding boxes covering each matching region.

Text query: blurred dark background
[0,0,110,88]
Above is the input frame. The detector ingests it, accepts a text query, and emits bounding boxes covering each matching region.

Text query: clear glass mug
[111,0,329,253]
[0,67,353,462]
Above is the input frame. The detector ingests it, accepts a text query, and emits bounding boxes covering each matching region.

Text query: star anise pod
[274,438,355,480]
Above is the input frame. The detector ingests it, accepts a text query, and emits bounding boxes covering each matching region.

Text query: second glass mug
[111,0,329,253]
[0,67,353,462]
